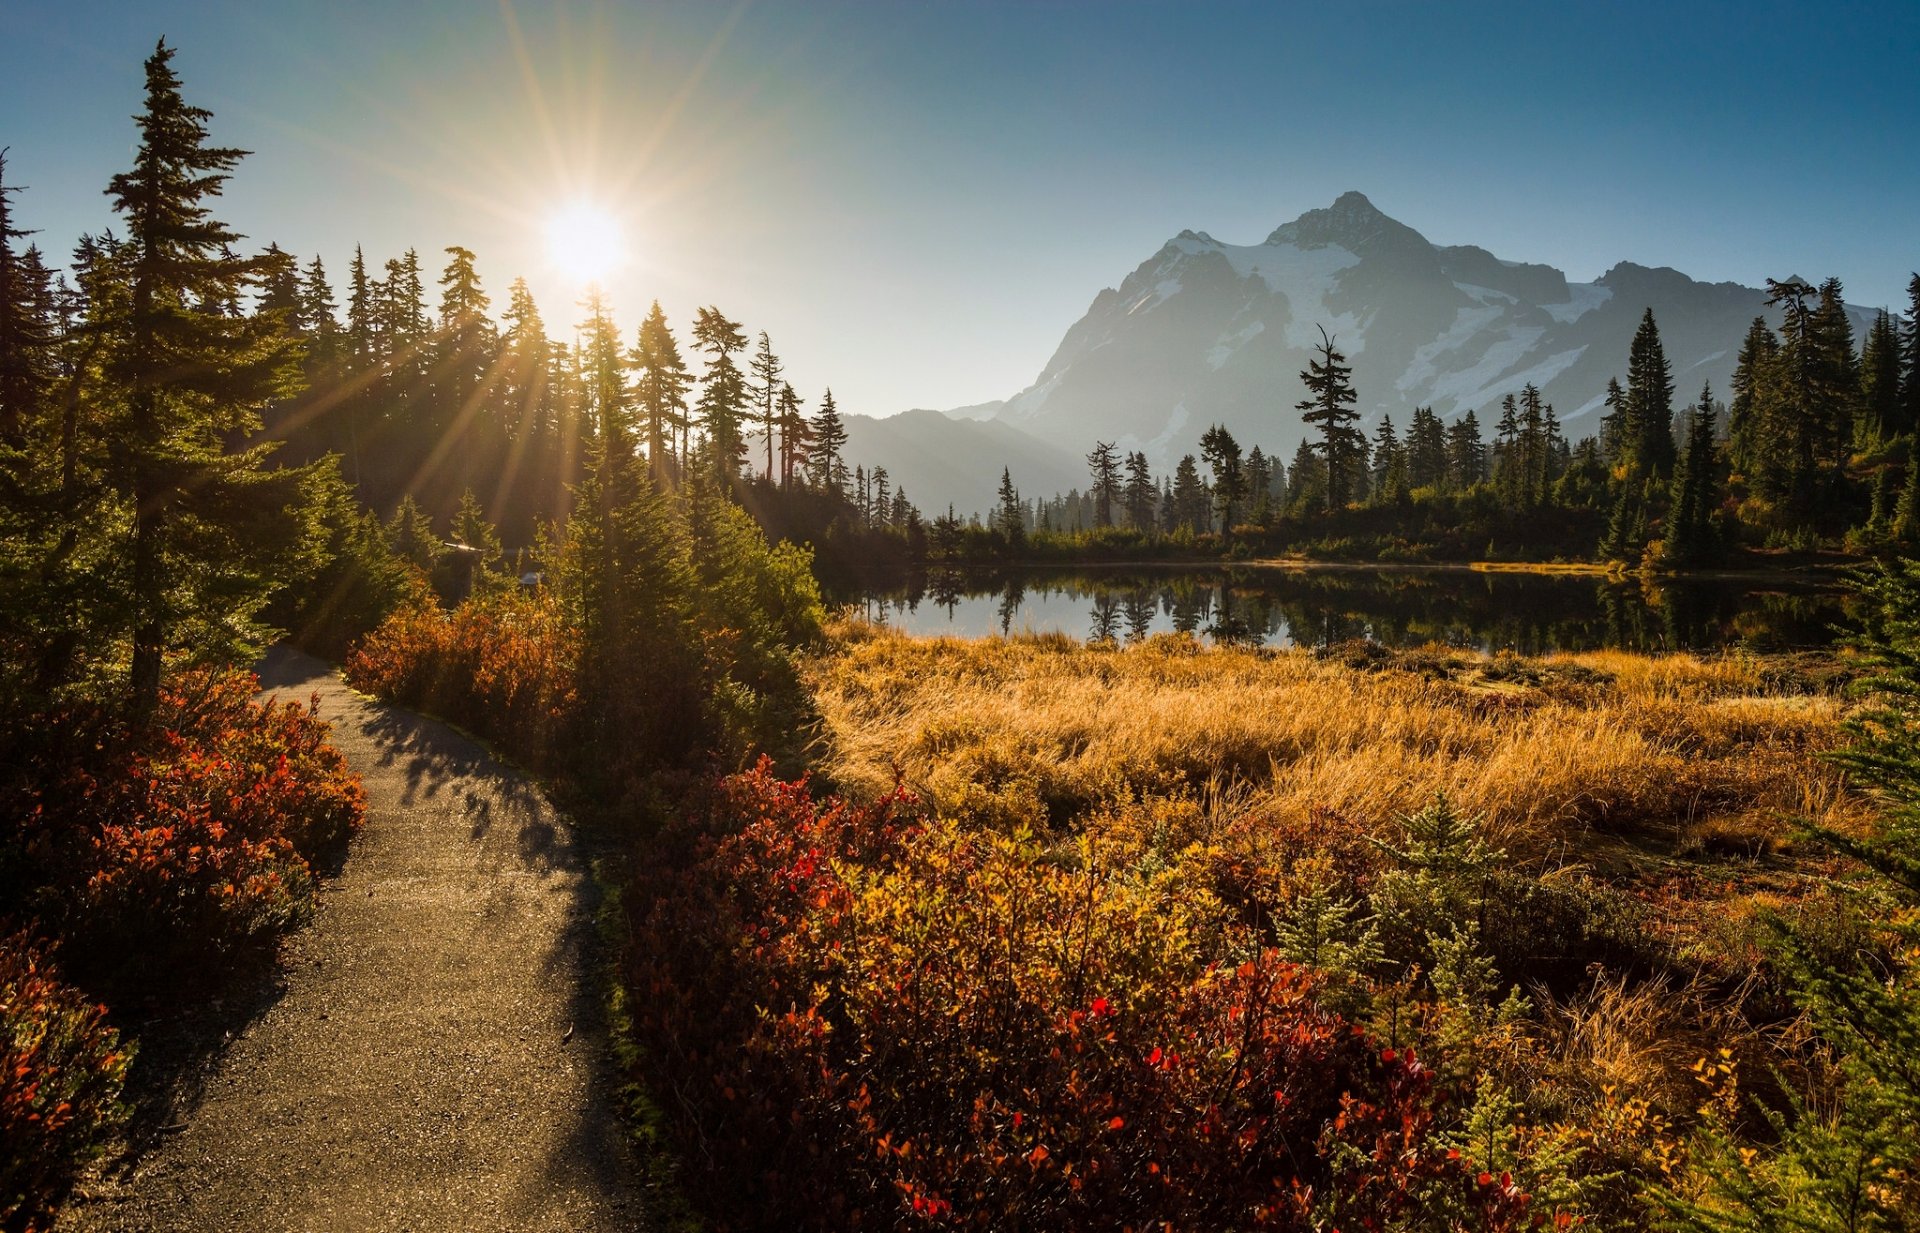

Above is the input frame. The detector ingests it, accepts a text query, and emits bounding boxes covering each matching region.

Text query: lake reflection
[848,567,1853,653]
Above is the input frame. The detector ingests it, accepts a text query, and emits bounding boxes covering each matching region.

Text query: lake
[844,566,1855,653]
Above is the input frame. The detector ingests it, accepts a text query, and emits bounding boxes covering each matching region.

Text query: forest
[951,291,1920,571]
[7,37,1920,1233]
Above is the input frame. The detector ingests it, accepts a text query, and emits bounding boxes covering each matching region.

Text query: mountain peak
[1264,191,1430,259]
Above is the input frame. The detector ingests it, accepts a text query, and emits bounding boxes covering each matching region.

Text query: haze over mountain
[938,192,1878,475]
[840,410,1080,521]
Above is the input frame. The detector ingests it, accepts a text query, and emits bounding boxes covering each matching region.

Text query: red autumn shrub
[0,935,131,1233]
[624,760,1536,1231]
[1,670,364,992]
[344,590,578,772]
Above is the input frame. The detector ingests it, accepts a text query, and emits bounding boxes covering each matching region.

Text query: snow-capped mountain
[980,191,1874,464]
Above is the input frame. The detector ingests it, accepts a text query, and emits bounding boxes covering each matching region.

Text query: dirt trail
[59,647,645,1232]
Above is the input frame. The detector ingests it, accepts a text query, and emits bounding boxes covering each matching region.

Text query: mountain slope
[985,192,1874,466]
[840,409,1083,520]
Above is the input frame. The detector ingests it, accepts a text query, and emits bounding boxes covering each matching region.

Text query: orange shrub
[0,935,130,1233]
[623,761,1537,1231]
[345,590,579,772]
[1,670,364,993]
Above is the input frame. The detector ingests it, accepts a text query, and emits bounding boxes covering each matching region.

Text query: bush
[0,936,131,1233]
[623,761,1533,1231]
[344,589,580,773]
[1,670,365,994]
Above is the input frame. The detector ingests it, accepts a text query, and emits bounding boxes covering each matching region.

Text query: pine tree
[1598,377,1628,466]
[1123,451,1155,531]
[1447,410,1486,490]
[448,486,504,590]
[1902,273,1920,439]
[1664,384,1721,566]
[1767,277,1827,514]
[1287,438,1323,514]
[500,276,552,443]
[692,306,749,480]
[1727,316,1781,492]
[1407,406,1448,491]
[104,41,305,716]
[297,255,340,379]
[809,387,848,495]
[1813,276,1859,472]
[1200,424,1245,531]
[1665,560,1920,1229]
[1370,414,1400,501]
[632,299,690,483]
[434,244,496,491]
[775,381,810,487]
[1296,327,1364,512]
[993,467,1024,548]
[0,149,53,445]
[1171,454,1209,532]
[1244,445,1273,523]
[748,330,782,481]
[1086,440,1120,528]
[387,493,441,571]
[1492,394,1522,507]
[1860,309,1903,446]
[1624,308,1677,478]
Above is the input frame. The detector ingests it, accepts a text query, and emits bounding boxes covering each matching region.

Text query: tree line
[992,279,1920,568]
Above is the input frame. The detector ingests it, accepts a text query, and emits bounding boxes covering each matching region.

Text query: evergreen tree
[1171,453,1209,532]
[1085,440,1121,528]
[1813,276,1859,472]
[748,330,782,481]
[1287,438,1324,514]
[1123,451,1156,531]
[1598,377,1628,466]
[1407,406,1448,491]
[1727,316,1781,492]
[499,276,552,443]
[1902,273,1920,438]
[692,306,749,480]
[775,381,810,487]
[1199,424,1246,531]
[1860,309,1903,446]
[1624,308,1677,478]
[1664,384,1722,566]
[577,288,629,482]
[434,244,497,491]
[1447,409,1486,489]
[448,486,504,590]
[387,493,441,572]
[1897,459,1920,544]
[0,149,52,445]
[632,300,690,483]
[1296,327,1364,512]
[1767,277,1827,513]
[809,387,848,495]
[1370,414,1401,501]
[993,467,1024,548]
[103,41,305,716]
[1244,445,1273,523]
[1665,560,1920,1229]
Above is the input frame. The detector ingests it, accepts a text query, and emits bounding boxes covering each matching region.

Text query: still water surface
[848,567,1853,653]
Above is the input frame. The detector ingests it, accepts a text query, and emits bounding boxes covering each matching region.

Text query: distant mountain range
[838,191,1879,516]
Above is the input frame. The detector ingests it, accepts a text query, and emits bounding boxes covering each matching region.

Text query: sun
[544,202,628,285]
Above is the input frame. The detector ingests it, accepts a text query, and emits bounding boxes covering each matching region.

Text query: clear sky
[2,0,1915,418]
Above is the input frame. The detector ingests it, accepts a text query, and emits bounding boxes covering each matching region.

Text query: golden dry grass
[804,620,1868,860]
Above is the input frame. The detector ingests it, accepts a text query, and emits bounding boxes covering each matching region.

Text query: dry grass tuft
[805,621,1866,860]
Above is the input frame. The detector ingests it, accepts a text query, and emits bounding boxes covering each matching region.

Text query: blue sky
[2,0,1915,417]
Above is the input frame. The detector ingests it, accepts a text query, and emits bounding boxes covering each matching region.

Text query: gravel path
[59,647,645,1232]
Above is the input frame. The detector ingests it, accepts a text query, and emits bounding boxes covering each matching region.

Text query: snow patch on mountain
[1208,320,1267,370]
[1397,302,1506,392]
[1544,283,1612,324]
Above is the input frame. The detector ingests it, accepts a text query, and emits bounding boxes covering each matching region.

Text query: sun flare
[543,202,628,285]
